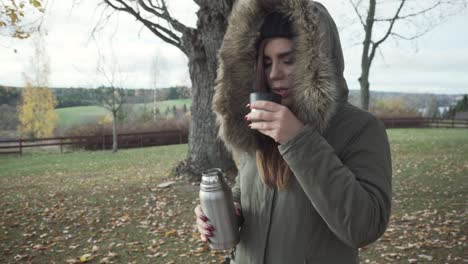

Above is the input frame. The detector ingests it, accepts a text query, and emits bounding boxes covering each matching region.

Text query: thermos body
[199,168,240,250]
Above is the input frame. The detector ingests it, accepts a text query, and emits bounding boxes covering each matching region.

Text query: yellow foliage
[98,114,113,125]
[0,0,44,39]
[17,83,58,138]
[369,98,421,118]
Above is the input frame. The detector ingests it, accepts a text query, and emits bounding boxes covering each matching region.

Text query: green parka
[212,0,392,263]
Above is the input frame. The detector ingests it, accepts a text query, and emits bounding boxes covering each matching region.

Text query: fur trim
[213,0,347,154]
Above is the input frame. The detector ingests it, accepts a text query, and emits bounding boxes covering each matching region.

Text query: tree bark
[359,0,376,111]
[359,75,370,111]
[176,1,236,179]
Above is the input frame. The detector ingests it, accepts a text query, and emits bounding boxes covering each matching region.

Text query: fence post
[102,134,105,150]
[19,139,22,156]
[60,137,63,154]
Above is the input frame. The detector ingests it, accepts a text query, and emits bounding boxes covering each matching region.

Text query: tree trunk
[112,110,118,153]
[359,0,376,111]
[359,74,370,111]
[175,1,236,180]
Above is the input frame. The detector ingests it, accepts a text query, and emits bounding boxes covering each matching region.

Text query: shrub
[369,98,421,118]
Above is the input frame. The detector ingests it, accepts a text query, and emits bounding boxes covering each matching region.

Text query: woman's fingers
[250,100,283,112]
[234,202,242,216]
[249,121,275,131]
[201,234,209,243]
[194,205,213,243]
[195,205,209,221]
[246,109,275,122]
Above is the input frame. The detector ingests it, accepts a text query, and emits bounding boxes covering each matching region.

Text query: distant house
[455,111,468,120]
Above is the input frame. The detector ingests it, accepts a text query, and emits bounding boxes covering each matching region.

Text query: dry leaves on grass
[362,208,467,263]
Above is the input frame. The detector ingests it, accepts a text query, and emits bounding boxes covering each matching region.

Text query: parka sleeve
[278,117,392,248]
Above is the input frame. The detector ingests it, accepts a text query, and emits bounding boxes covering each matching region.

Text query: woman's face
[263,37,295,106]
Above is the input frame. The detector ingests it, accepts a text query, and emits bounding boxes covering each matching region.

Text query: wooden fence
[380,117,468,129]
[0,130,188,155]
[1,118,466,156]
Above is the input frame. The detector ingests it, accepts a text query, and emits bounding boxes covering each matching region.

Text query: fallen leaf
[157,181,176,188]
[80,253,94,262]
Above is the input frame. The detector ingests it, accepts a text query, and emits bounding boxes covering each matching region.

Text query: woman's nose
[269,63,284,80]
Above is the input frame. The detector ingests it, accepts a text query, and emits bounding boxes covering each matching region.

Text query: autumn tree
[17,32,58,138]
[17,84,58,138]
[101,0,236,179]
[348,0,468,110]
[369,98,421,118]
[0,0,44,39]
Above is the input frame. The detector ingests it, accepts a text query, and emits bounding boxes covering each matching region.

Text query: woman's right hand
[194,205,214,243]
[194,203,242,243]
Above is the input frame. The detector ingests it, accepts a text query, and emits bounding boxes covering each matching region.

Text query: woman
[195,0,392,263]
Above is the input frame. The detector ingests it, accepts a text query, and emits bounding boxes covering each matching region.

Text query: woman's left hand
[246,101,304,145]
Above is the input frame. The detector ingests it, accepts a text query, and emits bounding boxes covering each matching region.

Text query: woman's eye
[284,57,295,65]
[264,61,272,68]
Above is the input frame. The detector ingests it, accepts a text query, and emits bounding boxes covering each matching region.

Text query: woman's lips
[273,89,289,98]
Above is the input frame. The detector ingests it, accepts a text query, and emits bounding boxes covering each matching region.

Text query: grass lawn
[56,106,108,129]
[56,99,192,130]
[1,128,467,263]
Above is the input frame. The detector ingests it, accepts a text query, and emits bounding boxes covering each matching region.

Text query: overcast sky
[0,0,467,95]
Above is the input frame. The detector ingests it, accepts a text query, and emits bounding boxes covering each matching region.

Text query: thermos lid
[200,168,224,191]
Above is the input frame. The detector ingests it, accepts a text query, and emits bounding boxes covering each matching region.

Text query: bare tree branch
[138,0,187,33]
[390,30,430,40]
[368,0,406,65]
[351,0,468,109]
[374,1,441,22]
[349,0,366,29]
[102,0,186,54]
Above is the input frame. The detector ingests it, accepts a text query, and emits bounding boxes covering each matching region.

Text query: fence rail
[1,118,467,156]
[0,130,188,155]
[380,117,468,129]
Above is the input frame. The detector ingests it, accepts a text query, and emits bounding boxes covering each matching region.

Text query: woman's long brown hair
[255,39,293,190]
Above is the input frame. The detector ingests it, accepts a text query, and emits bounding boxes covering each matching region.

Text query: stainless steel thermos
[199,168,240,250]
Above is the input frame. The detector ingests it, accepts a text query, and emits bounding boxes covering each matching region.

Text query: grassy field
[0,128,467,263]
[56,99,192,130]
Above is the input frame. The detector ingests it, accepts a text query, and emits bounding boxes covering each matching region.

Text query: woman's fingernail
[248,124,252,128]
[244,115,248,121]
[201,215,208,222]
[246,104,250,108]
[207,224,215,231]
[205,230,212,237]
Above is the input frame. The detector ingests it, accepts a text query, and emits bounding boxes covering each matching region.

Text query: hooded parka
[212,0,392,263]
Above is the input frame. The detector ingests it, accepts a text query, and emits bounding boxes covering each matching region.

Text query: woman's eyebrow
[278,50,293,58]
[264,50,294,60]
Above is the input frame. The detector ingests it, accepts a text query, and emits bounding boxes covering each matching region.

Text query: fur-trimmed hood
[213,0,349,155]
